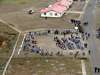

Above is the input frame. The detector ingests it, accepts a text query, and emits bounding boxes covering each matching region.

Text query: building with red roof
[40,0,73,17]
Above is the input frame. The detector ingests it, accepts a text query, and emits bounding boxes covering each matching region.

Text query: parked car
[83,22,88,26]
[94,67,100,73]
[96,28,100,39]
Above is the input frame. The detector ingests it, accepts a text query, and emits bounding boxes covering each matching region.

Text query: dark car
[96,30,100,39]
[94,67,100,73]
[83,22,88,26]
[28,10,34,14]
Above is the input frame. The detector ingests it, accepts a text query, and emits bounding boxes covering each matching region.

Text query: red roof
[40,0,73,13]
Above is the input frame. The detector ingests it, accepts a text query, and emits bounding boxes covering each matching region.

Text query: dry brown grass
[0,12,80,31]
[0,22,18,74]
[0,22,18,57]
[6,57,82,75]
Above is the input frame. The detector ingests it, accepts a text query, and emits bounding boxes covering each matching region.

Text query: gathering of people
[54,33,85,50]
[22,29,88,57]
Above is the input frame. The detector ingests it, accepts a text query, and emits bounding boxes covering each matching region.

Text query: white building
[40,0,73,17]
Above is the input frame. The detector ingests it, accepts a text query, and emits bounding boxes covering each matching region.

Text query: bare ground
[6,57,82,75]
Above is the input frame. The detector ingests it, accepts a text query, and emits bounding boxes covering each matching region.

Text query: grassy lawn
[6,57,82,75]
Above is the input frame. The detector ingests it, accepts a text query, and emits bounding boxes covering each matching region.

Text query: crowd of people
[54,33,85,50]
[23,32,54,56]
[23,32,40,52]
[22,29,88,57]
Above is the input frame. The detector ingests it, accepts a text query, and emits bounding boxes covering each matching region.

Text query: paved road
[81,0,100,75]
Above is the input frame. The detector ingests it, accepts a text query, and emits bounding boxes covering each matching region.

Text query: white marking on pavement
[2,33,21,75]
[79,0,90,19]
[18,33,27,55]
[83,0,90,11]
[81,60,87,75]
[66,11,84,14]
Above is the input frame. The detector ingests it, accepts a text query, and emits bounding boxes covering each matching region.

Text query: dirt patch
[0,22,18,57]
[0,12,80,31]
[6,57,82,75]
[0,35,7,48]
[0,0,55,14]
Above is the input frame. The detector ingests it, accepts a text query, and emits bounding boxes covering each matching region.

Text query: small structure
[40,0,73,17]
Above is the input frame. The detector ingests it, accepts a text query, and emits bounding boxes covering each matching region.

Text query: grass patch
[0,57,8,75]
[0,0,55,6]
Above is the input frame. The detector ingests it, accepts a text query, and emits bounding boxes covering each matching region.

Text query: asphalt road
[81,0,100,75]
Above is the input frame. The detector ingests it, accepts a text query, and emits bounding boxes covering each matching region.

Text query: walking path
[81,60,87,75]
[2,33,21,75]
[0,19,21,33]
[18,33,27,55]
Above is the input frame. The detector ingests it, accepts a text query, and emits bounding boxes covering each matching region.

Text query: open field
[6,57,82,75]
[0,22,18,57]
[0,0,55,14]
[0,22,18,74]
[0,12,80,32]
[0,0,86,14]
[0,0,91,75]
[0,0,55,5]
[0,0,85,32]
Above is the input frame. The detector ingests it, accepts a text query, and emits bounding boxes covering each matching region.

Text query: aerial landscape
[0,0,100,75]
